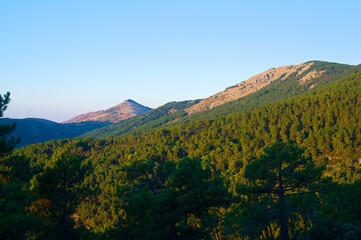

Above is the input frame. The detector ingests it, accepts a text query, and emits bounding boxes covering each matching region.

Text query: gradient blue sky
[1,0,361,122]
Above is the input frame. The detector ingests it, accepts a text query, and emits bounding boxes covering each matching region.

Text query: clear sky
[1,0,360,122]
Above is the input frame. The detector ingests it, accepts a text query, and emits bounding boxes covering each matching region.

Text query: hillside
[185,62,316,114]
[0,118,110,147]
[63,99,152,123]
[83,61,361,138]
[11,70,361,239]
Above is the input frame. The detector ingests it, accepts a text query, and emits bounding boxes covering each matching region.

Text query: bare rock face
[185,62,322,114]
[63,100,152,123]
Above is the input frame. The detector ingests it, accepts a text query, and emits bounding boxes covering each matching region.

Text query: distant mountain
[80,100,201,138]
[82,61,361,138]
[0,100,151,147]
[0,118,110,147]
[63,99,152,123]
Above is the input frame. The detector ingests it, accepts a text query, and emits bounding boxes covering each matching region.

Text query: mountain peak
[63,100,152,124]
[124,99,136,104]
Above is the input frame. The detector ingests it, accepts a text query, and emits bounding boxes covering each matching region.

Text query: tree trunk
[268,223,275,240]
[279,181,289,240]
[170,222,178,240]
[61,170,69,237]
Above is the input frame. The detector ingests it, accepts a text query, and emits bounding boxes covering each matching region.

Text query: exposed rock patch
[298,70,326,85]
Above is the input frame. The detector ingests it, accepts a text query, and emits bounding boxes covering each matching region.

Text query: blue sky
[1,0,361,122]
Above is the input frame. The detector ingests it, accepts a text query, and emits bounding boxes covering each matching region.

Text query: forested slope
[4,70,361,239]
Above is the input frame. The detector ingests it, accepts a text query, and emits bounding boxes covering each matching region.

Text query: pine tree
[0,92,19,155]
[0,92,36,239]
[243,142,324,240]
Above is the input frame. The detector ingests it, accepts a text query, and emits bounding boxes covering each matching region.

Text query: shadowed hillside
[0,118,110,147]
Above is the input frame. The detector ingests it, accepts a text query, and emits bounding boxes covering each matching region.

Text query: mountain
[0,118,110,147]
[0,100,151,147]
[185,62,318,114]
[83,61,361,138]
[80,99,201,138]
[63,99,152,123]
[171,61,361,123]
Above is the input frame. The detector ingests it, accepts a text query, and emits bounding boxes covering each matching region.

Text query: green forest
[2,69,361,239]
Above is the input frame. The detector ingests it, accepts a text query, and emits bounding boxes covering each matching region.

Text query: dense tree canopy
[114,157,227,239]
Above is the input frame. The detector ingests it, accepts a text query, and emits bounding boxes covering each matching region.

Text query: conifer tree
[243,142,324,240]
[0,92,36,239]
[0,92,19,155]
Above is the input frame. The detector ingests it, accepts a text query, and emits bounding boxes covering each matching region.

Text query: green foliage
[0,92,38,239]
[0,155,38,240]
[309,221,361,240]
[241,142,324,240]
[0,92,19,155]
[31,150,93,239]
[115,157,228,239]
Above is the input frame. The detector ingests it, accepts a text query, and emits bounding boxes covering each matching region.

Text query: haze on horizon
[1,0,361,122]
